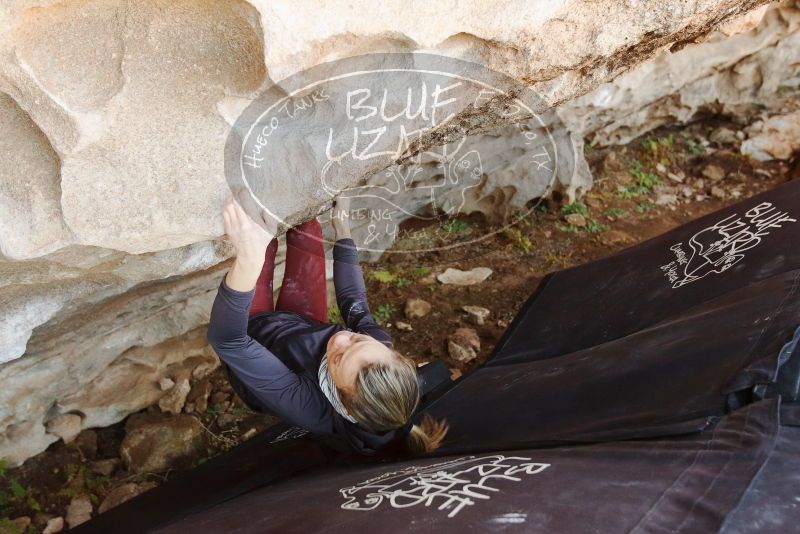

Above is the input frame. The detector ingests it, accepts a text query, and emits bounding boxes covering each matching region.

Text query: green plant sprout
[560,202,589,216]
[604,207,628,219]
[373,304,397,325]
[505,228,533,253]
[441,218,469,233]
[636,201,656,213]
[327,304,342,324]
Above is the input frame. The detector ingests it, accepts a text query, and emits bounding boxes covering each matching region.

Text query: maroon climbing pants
[248,218,328,323]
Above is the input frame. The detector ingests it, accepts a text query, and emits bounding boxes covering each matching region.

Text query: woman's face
[326,331,395,394]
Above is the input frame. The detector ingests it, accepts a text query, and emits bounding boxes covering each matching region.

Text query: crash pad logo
[339,454,549,518]
[225,53,572,256]
[660,201,796,288]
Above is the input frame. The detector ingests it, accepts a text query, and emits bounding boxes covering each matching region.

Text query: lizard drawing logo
[340,454,549,518]
[661,201,796,288]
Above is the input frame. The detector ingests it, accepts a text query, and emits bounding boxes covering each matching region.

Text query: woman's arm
[207,192,334,432]
[330,196,393,348]
[207,276,333,432]
[221,191,273,292]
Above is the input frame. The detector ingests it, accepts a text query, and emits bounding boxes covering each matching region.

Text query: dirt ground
[0,118,793,532]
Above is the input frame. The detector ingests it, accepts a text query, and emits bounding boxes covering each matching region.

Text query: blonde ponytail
[407,413,449,454]
[339,349,449,454]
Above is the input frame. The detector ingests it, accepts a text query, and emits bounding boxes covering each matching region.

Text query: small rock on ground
[564,213,587,227]
[404,298,431,319]
[462,305,491,325]
[120,413,204,473]
[655,193,678,206]
[10,516,31,531]
[701,164,726,182]
[42,516,65,534]
[437,267,492,286]
[66,495,93,529]
[395,321,413,331]
[447,328,481,363]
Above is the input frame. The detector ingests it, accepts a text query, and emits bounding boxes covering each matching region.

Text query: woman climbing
[206,192,449,456]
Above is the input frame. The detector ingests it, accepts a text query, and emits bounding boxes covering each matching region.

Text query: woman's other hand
[223,191,274,291]
[331,195,352,241]
[223,191,275,261]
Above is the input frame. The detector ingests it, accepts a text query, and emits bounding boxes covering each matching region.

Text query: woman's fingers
[231,192,255,228]
[223,194,237,227]
[232,197,248,222]
[225,190,265,234]
[224,189,277,247]
[224,203,237,230]
[229,196,246,228]
[222,207,233,227]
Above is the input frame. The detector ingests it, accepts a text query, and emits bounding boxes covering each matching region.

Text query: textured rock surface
[1,0,792,467]
[119,412,204,473]
[404,298,432,320]
[65,495,92,530]
[562,2,800,145]
[437,267,493,286]
[42,516,64,534]
[447,327,481,363]
[462,305,491,326]
[742,110,800,160]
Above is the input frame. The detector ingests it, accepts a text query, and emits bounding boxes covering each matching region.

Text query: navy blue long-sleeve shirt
[206,238,409,456]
